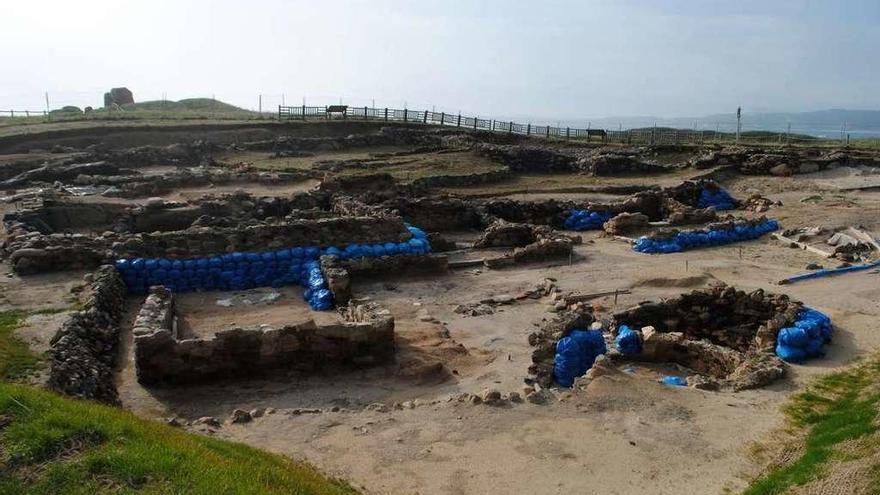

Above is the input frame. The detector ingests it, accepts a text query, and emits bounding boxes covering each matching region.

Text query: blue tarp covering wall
[114,225,431,311]
[697,187,737,210]
[633,219,779,254]
[553,329,608,387]
[614,325,642,355]
[776,307,833,362]
[563,210,615,231]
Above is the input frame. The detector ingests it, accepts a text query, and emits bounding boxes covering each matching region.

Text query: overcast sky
[2,0,878,119]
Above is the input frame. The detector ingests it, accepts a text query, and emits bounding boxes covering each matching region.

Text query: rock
[469,394,483,405]
[249,408,265,418]
[366,402,390,413]
[507,391,522,403]
[491,294,515,304]
[805,262,823,270]
[265,407,276,415]
[728,353,787,391]
[194,416,220,428]
[229,409,252,424]
[482,389,503,405]
[525,391,547,404]
[165,417,184,427]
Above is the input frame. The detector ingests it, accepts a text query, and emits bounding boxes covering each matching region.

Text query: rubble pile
[48,266,127,403]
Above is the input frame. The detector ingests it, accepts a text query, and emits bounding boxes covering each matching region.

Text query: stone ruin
[527,285,797,391]
[103,87,134,108]
[132,287,395,385]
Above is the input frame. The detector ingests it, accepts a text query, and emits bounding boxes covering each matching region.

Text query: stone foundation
[133,288,395,385]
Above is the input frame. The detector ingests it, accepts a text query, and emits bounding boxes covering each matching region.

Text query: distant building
[103,87,134,108]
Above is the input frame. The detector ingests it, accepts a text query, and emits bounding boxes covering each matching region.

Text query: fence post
[26,110,30,118]
[491,119,495,131]
[457,113,461,127]
[384,108,388,121]
[566,127,570,139]
[546,126,549,138]
[474,117,478,130]
[325,105,328,120]
[9,110,13,118]
[509,121,513,135]
[424,110,428,124]
[278,105,281,120]
[404,109,407,122]
[651,125,656,145]
[364,106,368,120]
[441,112,445,125]
[527,123,531,135]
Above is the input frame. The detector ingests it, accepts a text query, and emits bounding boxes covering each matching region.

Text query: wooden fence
[277,104,800,145]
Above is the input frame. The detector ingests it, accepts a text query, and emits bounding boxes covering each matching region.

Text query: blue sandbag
[553,329,607,387]
[697,187,737,210]
[660,376,687,387]
[615,325,642,355]
[776,343,807,362]
[778,327,809,347]
[114,259,130,272]
[308,288,334,311]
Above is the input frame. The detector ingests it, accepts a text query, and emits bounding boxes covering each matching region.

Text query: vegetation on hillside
[0,383,357,495]
[744,355,880,494]
[0,311,47,381]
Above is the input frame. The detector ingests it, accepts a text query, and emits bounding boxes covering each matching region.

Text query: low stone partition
[48,265,127,404]
[132,288,395,385]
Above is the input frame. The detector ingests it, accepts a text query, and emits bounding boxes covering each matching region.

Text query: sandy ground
[4,163,880,494]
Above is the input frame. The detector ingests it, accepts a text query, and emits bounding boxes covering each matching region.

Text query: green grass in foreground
[0,383,356,494]
[744,356,880,494]
[0,312,40,381]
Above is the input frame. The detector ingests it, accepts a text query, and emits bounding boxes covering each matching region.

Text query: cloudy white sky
[2,0,878,119]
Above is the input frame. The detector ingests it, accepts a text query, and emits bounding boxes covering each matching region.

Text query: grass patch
[0,312,39,381]
[0,383,357,494]
[0,308,72,381]
[744,356,880,494]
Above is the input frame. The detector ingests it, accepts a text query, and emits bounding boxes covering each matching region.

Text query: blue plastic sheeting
[632,219,780,254]
[697,187,737,210]
[780,259,880,285]
[114,224,433,311]
[553,329,608,387]
[660,376,687,387]
[615,325,642,355]
[563,209,615,231]
[775,307,833,362]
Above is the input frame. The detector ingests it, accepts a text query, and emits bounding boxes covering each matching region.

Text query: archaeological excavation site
[2,116,879,494]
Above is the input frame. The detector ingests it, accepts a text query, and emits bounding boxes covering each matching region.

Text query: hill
[122,98,255,114]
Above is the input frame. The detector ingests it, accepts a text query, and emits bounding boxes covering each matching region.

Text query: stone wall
[409,167,511,189]
[133,289,395,385]
[7,216,411,275]
[48,265,127,404]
